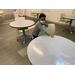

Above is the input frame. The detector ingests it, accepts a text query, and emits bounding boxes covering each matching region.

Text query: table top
[27,35,75,65]
[10,20,34,28]
[63,15,75,20]
[32,12,43,14]
[0,11,3,14]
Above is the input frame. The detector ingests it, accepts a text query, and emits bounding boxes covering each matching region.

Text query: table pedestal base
[17,34,32,44]
[62,19,73,34]
[62,27,73,34]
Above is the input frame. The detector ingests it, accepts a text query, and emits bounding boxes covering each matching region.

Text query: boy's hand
[49,34,54,37]
[44,23,48,27]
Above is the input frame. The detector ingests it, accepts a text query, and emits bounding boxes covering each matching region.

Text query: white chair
[42,24,55,36]
[13,9,25,17]
[17,9,25,17]
[59,13,70,24]
[0,10,4,25]
[13,9,29,41]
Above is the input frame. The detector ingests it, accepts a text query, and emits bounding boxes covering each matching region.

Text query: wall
[0,9,14,19]
[24,9,75,26]
[0,9,14,15]
[0,9,74,23]
[2,9,73,26]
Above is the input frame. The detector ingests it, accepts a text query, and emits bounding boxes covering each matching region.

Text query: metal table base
[17,29,32,44]
[62,19,73,34]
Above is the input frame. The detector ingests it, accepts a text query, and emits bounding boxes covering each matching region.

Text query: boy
[32,13,54,39]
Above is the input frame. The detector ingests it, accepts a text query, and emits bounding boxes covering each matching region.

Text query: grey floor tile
[0,17,75,65]
[18,47,27,57]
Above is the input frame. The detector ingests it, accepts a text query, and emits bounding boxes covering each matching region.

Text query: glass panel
[42,9,50,11]
[72,9,75,14]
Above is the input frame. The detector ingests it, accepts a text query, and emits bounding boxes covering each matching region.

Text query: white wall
[24,9,75,26]
[0,9,14,15]
[25,9,73,22]
[0,9,74,23]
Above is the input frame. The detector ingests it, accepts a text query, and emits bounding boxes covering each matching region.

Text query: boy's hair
[39,13,46,18]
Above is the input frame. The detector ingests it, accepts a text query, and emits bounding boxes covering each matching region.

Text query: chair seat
[31,14,37,16]
[28,25,35,29]
[15,17,25,21]
[17,27,28,30]
[0,15,4,17]
[60,19,70,23]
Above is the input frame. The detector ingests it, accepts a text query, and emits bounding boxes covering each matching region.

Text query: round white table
[10,20,34,43]
[63,15,75,34]
[27,35,75,65]
[63,15,75,20]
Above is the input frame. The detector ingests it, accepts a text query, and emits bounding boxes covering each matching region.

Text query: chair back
[43,24,55,35]
[60,13,65,19]
[13,9,25,18]
[17,9,25,17]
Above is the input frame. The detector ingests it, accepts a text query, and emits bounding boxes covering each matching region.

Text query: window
[43,9,50,10]
[42,9,50,11]
[72,9,75,14]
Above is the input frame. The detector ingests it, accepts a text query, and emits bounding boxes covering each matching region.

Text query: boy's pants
[33,35,38,39]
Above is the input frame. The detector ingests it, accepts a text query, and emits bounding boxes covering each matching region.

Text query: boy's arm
[41,25,54,37]
[43,24,54,37]
[41,25,50,36]
[44,23,48,27]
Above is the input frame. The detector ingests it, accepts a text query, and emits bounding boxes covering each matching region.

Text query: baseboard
[2,14,14,20]
[24,15,66,25]
[24,15,36,21]
[24,15,72,26]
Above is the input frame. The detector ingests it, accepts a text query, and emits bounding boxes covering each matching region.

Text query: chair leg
[1,17,3,25]
[0,17,1,25]
[16,30,20,41]
[28,28,29,35]
[23,29,26,44]
[27,28,32,39]
[62,27,68,31]
[27,27,33,39]
[31,35,33,40]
